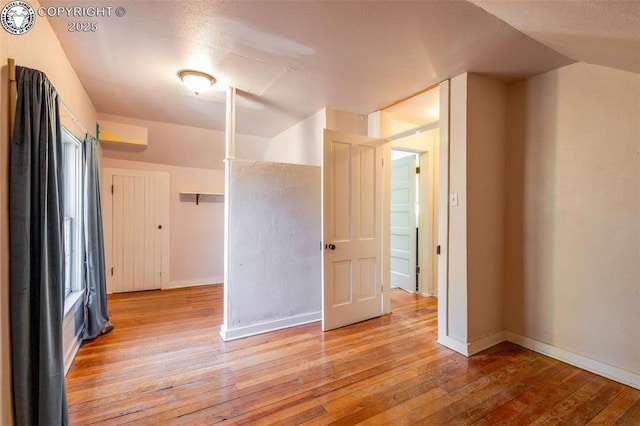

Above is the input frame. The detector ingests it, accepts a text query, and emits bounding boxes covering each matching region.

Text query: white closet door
[110,174,162,293]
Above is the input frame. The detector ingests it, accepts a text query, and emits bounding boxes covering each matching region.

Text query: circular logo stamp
[1,1,35,35]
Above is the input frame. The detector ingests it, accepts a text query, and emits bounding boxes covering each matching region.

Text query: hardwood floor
[66,285,640,425]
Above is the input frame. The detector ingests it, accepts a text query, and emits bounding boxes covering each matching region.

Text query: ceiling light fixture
[178,70,216,95]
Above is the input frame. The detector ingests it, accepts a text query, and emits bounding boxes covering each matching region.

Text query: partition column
[222,86,236,339]
[225,86,236,159]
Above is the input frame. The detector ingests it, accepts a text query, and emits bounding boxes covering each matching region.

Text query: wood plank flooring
[65,285,640,425]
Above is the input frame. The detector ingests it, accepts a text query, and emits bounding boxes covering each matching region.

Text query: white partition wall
[220,159,321,340]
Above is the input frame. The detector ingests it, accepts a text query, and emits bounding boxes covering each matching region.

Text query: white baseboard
[166,278,222,289]
[437,334,471,355]
[468,330,506,355]
[220,311,321,341]
[504,331,640,390]
[437,330,639,389]
[438,330,506,356]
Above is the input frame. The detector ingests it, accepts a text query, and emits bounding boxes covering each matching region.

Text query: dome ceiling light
[178,70,216,95]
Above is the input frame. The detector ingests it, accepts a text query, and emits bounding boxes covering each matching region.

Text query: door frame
[389,151,419,293]
[102,167,170,293]
[435,81,450,345]
[389,143,436,296]
[373,82,450,332]
[417,150,436,296]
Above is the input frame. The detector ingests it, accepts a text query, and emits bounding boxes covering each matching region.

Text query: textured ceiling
[470,0,640,74]
[38,0,610,137]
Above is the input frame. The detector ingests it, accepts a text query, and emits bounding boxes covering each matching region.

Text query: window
[62,128,83,296]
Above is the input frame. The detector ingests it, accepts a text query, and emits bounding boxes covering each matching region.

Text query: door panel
[331,142,352,241]
[110,174,162,293]
[390,154,417,292]
[358,257,376,300]
[323,130,383,331]
[358,145,376,238]
[332,260,352,306]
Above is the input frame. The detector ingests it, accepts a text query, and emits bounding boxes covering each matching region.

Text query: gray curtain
[82,134,111,339]
[9,66,68,425]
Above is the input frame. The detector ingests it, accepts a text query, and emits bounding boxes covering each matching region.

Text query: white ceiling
[40,1,637,138]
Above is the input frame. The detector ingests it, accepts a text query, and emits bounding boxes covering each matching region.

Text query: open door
[390,153,417,293]
[322,129,383,331]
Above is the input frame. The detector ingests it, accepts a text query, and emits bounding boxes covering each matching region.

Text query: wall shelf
[180,192,224,205]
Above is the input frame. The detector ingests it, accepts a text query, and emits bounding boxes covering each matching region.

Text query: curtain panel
[82,134,111,339]
[9,66,69,425]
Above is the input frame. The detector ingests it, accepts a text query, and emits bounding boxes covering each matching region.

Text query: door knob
[325,243,336,250]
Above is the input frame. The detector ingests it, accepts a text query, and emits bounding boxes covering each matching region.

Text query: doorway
[389,133,437,296]
[381,85,441,298]
[378,82,452,350]
[390,150,418,293]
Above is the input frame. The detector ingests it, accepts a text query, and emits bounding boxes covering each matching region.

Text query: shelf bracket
[179,191,223,205]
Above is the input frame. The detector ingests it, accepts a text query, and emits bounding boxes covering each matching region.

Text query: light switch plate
[450,192,459,207]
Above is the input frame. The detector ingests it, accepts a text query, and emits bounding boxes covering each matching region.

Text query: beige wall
[436,66,638,383]
[446,73,508,348]
[466,74,507,341]
[0,1,98,423]
[325,108,368,136]
[505,62,640,375]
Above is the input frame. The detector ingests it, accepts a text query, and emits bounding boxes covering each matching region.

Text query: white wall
[99,115,270,287]
[263,109,326,166]
[0,2,98,422]
[102,158,225,286]
[222,160,321,340]
[263,108,368,166]
[222,108,366,340]
[99,113,270,169]
[447,74,470,344]
[505,62,640,382]
[390,129,436,152]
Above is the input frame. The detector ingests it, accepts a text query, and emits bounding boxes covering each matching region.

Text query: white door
[104,169,169,293]
[322,129,383,331]
[390,154,417,293]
